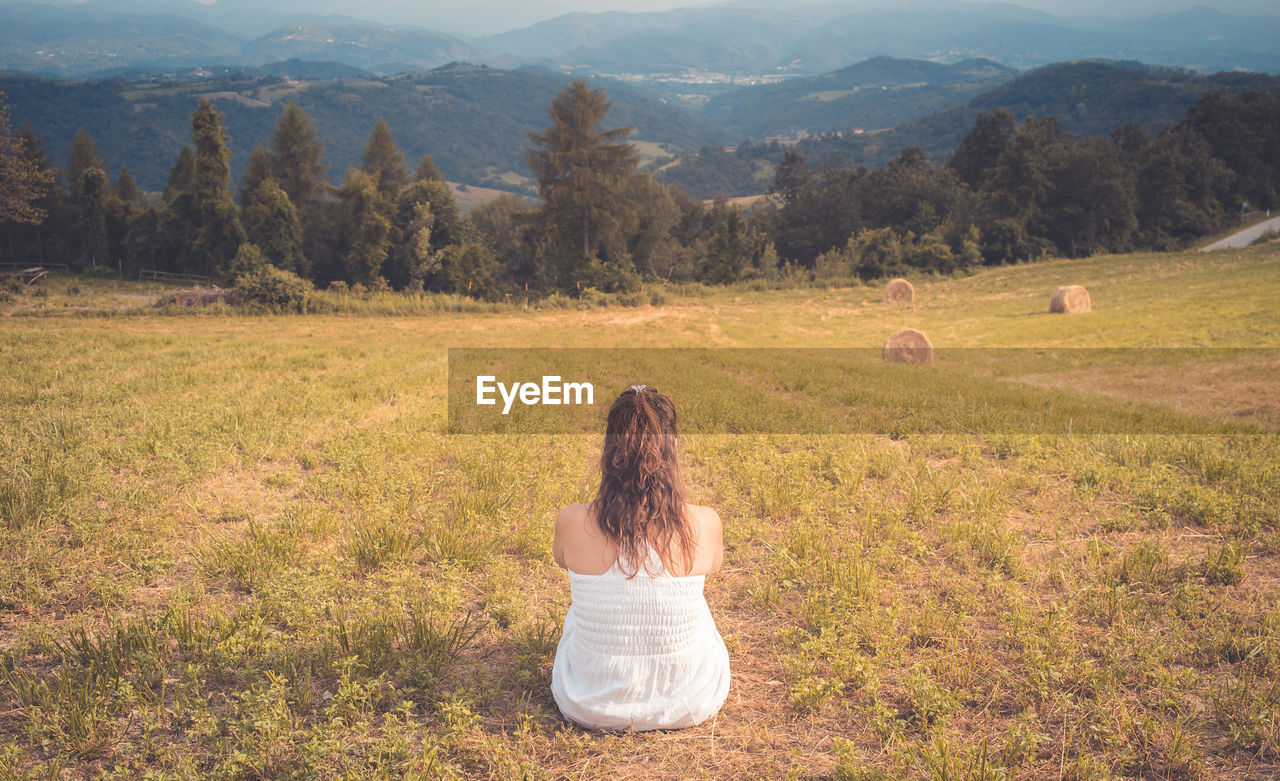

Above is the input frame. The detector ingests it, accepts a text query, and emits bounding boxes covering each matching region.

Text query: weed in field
[1202,539,1246,586]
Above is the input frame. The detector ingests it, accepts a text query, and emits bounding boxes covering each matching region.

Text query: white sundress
[551,547,731,731]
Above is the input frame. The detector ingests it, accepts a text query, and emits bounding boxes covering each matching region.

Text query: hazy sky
[75,0,1280,36]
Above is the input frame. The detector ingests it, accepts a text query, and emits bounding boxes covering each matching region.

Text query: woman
[551,384,731,731]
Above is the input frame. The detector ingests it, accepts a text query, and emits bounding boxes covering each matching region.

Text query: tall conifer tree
[65,127,105,199]
[525,82,639,272]
[361,118,408,200]
[270,104,326,211]
[185,99,245,277]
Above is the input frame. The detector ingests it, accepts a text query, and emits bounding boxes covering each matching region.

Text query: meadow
[1,244,1278,779]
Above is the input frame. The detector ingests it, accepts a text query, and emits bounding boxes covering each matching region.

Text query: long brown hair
[590,385,694,577]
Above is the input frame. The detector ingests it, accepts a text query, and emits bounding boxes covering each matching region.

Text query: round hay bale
[885,277,915,303]
[1049,285,1091,314]
[883,328,933,365]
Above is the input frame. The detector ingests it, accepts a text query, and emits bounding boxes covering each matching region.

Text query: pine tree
[65,127,106,198]
[269,104,328,277]
[525,81,639,280]
[270,104,326,211]
[337,168,389,285]
[74,167,110,269]
[0,99,56,225]
[239,145,273,205]
[114,165,146,209]
[414,154,443,183]
[361,118,408,200]
[164,147,195,201]
[186,99,245,277]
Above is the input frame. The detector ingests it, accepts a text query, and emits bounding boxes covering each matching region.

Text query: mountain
[808,60,1280,165]
[0,63,726,193]
[701,56,1018,138]
[239,24,484,74]
[656,59,1280,198]
[4,2,1280,80]
[0,2,242,76]
[478,4,1280,76]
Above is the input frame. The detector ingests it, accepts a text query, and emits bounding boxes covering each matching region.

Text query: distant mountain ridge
[0,63,727,192]
[239,24,485,72]
[478,3,1280,75]
[657,59,1280,198]
[3,2,1280,79]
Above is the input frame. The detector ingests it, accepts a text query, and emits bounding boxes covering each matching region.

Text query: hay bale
[160,287,231,308]
[885,278,915,303]
[1049,285,1091,314]
[883,328,933,365]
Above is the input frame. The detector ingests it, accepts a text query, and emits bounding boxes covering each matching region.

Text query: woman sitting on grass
[551,384,731,731]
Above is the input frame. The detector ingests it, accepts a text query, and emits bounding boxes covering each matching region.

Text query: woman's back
[551,385,730,730]
[552,502,723,577]
[552,536,730,730]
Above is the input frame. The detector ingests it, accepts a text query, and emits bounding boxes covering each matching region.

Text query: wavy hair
[590,385,694,577]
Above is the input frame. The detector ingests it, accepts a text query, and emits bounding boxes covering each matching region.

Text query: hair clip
[629,384,647,393]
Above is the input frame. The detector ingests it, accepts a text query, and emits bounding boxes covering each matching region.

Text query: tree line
[1,83,1277,301]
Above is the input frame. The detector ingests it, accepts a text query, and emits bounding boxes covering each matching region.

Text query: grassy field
[1,245,1278,779]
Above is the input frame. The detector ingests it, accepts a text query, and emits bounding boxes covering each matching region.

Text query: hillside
[658,60,1280,198]
[0,2,242,76]
[239,25,485,74]
[791,60,1280,168]
[700,56,1017,139]
[1,64,726,192]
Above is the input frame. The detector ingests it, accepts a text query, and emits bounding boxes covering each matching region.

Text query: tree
[242,176,306,276]
[623,175,681,278]
[239,145,273,204]
[270,104,326,212]
[336,169,389,285]
[270,104,328,278]
[948,108,1016,191]
[700,198,747,285]
[362,118,408,200]
[469,194,538,289]
[767,151,869,267]
[385,178,461,290]
[525,81,639,280]
[414,154,443,183]
[865,146,967,237]
[114,165,146,209]
[65,127,106,199]
[439,240,499,297]
[0,98,57,226]
[74,167,110,269]
[164,147,195,202]
[176,100,246,277]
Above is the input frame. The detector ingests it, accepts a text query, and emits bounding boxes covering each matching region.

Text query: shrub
[233,265,313,313]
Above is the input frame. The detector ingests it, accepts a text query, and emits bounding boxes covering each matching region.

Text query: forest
[1,80,1279,308]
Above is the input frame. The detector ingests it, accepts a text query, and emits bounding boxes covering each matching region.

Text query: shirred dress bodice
[551,550,731,731]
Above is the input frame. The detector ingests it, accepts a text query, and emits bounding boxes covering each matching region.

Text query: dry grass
[1,244,1278,779]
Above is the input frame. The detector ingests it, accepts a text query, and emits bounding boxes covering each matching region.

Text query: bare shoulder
[552,503,590,569]
[685,503,723,575]
[686,503,722,534]
[556,502,590,531]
